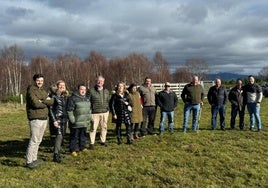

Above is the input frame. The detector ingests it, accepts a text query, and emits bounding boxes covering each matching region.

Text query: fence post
[20,94,23,105]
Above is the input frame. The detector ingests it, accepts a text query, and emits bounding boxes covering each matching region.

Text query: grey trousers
[26,119,47,164]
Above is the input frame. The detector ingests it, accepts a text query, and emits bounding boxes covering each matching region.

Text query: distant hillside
[207,72,249,81]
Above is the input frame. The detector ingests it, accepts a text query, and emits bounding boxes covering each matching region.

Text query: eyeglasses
[165,85,170,87]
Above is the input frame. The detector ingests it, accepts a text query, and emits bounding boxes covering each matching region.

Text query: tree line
[0,44,267,101]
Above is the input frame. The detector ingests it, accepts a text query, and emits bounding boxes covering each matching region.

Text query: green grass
[0,99,268,187]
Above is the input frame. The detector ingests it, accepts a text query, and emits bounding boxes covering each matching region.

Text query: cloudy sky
[1,0,268,75]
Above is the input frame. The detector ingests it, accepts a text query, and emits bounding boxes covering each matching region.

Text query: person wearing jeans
[157,82,178,135]
[244,75,263,131]
[207,78,228,131]
[181,76,204,132]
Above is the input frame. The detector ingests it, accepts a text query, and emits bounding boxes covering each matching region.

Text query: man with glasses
[181,75,204,132]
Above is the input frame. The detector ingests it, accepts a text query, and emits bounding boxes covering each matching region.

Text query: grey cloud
[0,0,268,75]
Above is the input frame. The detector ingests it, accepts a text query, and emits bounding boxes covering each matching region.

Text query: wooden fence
[152,81,214,98]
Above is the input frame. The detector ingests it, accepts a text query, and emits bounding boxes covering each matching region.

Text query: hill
[207,72,248,81]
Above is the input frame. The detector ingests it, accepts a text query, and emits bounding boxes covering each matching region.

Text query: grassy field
[0,99,268,187]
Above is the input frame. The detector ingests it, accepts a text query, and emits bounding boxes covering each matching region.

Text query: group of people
[24,73,263,169]
[181,75,263,133]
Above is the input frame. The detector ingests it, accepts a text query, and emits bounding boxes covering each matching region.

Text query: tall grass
[0,99,267,187]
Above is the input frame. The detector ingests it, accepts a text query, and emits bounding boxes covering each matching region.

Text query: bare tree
[173,67,191,82]
[84,51,109,88]
[152,51,171,82]
[1,45,25,96]
[185,58,209,80]
[259,66,268,80]
[54,53,82,90]
[28,55,53,87]
[107,53,153,88]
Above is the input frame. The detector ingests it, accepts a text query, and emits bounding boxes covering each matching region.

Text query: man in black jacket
[157,82,178,135]
[207,78,228,131]
[228,79,245,130]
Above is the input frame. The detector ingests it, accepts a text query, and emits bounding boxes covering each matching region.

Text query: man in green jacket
[26,74,53,169]
[67,84,91,157]
[87,76,110,150]
[181,75,204,132]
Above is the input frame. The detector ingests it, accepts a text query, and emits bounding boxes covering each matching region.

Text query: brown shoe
[134,135,139,140]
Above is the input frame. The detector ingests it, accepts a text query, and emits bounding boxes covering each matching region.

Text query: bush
[1,95,25,103]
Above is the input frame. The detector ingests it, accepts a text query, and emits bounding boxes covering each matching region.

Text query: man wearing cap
[157,82,178,135]
[181,75,204,132]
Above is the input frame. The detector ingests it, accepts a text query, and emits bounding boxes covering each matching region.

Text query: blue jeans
[159,111,174,133]
[247,103,262,130]
[211,104,226,130]
[183,104,200,131]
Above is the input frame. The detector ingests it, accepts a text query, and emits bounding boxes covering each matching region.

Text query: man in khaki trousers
[87,76,110,150]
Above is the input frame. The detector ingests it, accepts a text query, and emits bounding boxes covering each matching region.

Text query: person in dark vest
[87,76,110,150]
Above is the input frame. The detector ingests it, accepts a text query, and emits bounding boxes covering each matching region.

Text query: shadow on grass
[0,138,29,167]
[0,129,117,168]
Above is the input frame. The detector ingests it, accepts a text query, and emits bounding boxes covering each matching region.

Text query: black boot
[117,137,122,145]
[116,123,122,145]
[126,139,132,145]
[53,153,61,163]
[126,124,132,144]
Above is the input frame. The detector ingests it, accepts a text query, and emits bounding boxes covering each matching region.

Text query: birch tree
[1,45,25,96]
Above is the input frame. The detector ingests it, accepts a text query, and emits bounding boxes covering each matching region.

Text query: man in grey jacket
[244,75,263,131]
[139,77,157,136]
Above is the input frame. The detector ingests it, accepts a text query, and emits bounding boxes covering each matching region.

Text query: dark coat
[109,92,131,125]
[228,86,245,111]
[207,85,228,106]
[157,90,178,112]
[49,91,69,135]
